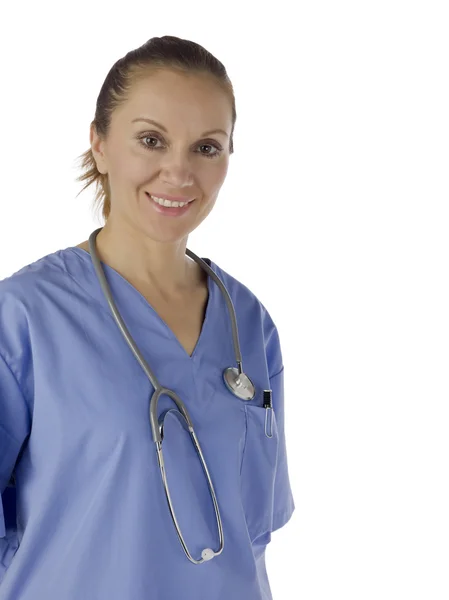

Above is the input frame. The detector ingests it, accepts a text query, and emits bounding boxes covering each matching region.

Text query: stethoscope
[87,227,258,565]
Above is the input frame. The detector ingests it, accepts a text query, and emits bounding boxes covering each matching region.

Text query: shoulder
[207,257,283,376]
[0,248,72,307]
[0,248,73,359]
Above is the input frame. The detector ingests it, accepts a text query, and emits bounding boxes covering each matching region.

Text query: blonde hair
[75,35,237,222]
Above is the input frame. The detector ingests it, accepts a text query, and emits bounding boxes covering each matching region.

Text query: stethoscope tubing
[87,227,254,564]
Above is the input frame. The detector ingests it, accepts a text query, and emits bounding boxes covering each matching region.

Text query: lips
[146,192,195,203]
[145,192,194,207]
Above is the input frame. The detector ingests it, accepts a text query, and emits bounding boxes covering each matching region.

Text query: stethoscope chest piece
[223,367,256,401]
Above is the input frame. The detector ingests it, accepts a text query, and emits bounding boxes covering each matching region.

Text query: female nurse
[0,35,295,600]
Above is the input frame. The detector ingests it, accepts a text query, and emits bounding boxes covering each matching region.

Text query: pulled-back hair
[75,35,236,221]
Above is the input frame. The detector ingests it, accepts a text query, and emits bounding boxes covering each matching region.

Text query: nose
[159,153,195,189]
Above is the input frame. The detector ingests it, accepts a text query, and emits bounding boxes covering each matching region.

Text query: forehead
[114,70,232,131]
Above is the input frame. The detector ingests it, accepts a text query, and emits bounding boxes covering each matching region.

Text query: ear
[90,123,108,175]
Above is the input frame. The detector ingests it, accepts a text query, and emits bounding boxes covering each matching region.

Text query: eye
[137,134,222,159]
[198,143,221,159]
[138,135,161,150]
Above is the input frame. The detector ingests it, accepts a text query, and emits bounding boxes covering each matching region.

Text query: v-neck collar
[63,247,216,362]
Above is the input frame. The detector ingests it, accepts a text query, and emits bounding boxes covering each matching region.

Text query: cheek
[109,145,156,179]
[202,160,229,191]
[110,143,150,173]
[199,194,219,222]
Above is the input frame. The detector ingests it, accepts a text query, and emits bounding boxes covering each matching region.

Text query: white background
[1,1,448,598]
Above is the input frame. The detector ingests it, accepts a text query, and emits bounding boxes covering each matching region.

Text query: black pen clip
[263,389,273,438]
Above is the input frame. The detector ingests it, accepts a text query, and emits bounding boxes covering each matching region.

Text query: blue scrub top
[0,246,295,599]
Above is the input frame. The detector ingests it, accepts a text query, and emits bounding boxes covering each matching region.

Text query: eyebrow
[131,118,229,138]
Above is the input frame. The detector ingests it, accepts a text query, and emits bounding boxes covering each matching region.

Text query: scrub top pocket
[240,404,279,544]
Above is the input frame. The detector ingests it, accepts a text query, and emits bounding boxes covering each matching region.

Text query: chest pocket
[240,402,279,544]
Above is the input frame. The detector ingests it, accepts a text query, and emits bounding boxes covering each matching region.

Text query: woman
[0,35,294,599]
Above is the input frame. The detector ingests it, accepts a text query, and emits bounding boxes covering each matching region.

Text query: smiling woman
[75,36,236,224]
[72,36,237,297]
[0,35,294,600]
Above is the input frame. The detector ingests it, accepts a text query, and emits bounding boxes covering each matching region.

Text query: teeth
[150,194,191,208]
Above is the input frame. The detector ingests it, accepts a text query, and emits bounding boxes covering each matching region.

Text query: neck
[93,222,197,298]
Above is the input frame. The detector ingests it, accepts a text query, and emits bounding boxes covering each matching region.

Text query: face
[90,69,233,243]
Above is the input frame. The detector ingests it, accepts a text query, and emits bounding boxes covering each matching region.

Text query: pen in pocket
[263,389,273,438]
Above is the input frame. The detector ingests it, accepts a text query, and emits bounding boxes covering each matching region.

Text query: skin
[77,68,233,301]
